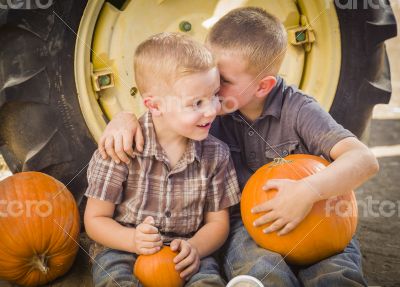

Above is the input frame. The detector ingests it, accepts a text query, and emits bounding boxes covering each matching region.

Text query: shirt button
[249,152,256,159]
[248,130,254,136]
[165,211,171,217]
[282,150,289,157]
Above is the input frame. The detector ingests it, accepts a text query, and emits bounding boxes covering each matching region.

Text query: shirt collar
[259,76,284,120]
[134,112,201,163]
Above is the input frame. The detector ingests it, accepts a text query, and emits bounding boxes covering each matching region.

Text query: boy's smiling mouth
[197,122,211,128]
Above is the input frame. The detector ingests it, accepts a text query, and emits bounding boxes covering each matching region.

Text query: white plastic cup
[226,275,264,287]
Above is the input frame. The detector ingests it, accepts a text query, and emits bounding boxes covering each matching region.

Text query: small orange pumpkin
[241,154,358,265]
[0,172,80,286]
[134,246,184,287]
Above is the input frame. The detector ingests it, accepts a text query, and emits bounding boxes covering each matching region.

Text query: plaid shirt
[85,112,240,258]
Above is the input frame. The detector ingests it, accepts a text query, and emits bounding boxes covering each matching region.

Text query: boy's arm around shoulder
[98,111,144,164]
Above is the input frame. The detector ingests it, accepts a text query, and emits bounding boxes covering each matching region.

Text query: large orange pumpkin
[241,154,358,265]
[0,172,80,286]
[134,246,184,287]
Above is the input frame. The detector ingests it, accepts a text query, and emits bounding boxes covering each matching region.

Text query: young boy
[84,32,240,287]
[99,8,379,286]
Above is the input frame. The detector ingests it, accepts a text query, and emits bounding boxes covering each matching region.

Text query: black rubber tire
[0,0,95,207]
[0,0,397,204]
[330,0,397,137]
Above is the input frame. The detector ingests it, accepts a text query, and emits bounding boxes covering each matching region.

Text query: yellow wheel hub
[75,0,341,141]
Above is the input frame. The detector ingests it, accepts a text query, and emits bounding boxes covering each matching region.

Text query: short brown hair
[134,32,215,95]
[206,7,287,76]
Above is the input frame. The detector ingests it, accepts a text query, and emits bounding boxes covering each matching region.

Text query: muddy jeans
[91,248,226,287]
[221,210,368,287]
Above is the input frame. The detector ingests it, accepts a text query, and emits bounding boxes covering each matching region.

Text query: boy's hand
[252,179,318,236]
[99,111,144,164]
[135,216,163,255]
[170,239,200,281]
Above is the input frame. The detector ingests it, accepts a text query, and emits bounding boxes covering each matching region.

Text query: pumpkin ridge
[0,176,32,257]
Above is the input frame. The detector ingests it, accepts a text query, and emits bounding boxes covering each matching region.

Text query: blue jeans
[222,212,368,287]
[91,248,226,287]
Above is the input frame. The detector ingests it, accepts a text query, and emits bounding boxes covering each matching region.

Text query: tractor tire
[0,0,397,203]
[330,0,397,137]
[0,0,95,206]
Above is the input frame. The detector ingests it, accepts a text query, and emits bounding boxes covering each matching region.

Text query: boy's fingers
[170,239,181,252]
[114,134,129,163]
[138,247,161,255]
[122,130,135,158]
[251,200,273,214]
[253,211,278,227]
[140,224,159,234]
[104,137,120,164]
[278,221,297,236]
[175,248,195,271]
[98,136,107,159]
[143,216,155,225]
[138,241,163,248]
[263,218,286,234]
[262,179,280,191]
[173,243,190,265]
[113,133,130,164]
[141,233,162,242]
[135,127,144,153]
[181,263,198,280]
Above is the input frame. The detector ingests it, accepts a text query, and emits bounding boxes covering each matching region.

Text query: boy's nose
[203,100,220,118]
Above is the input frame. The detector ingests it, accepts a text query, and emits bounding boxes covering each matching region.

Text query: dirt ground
[357,123,400,287]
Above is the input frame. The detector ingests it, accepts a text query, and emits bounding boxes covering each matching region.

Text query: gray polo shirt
[210,77,355,191]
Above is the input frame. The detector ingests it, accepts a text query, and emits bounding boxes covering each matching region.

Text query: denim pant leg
[185,255,226,287]
[222,216,300,287]
[298,238,367,287]
[92,248,139,287]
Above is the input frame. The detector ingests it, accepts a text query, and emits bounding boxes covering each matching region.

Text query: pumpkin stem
[271,158,292,166]
[32,254,49,274]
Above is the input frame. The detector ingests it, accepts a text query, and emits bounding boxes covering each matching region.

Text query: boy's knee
[298,252,366,287]
[186,256,226,287]
[227,249,296,283]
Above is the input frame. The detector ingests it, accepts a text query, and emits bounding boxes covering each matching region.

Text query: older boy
[99,8,378,287]
[84,32,240,287]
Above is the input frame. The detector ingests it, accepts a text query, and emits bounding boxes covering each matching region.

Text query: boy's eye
[220,77,229,84]
[194,100,203,108]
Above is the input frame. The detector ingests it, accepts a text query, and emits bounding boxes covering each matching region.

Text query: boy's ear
[255,76,277,98]
[143,96,162,116]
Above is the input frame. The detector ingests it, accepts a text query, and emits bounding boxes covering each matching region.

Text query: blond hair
[206,7,287,76]
[134,32,215,95]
